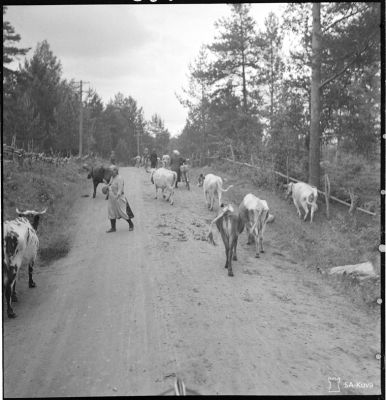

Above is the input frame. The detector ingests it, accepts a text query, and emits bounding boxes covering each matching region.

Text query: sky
[5,3,285,137]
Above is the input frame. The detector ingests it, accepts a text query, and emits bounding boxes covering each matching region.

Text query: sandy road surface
[3,167,381,396]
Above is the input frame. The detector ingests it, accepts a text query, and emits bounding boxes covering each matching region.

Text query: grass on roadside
[2,159,88,267]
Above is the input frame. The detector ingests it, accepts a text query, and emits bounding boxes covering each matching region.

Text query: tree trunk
[241,50,248,113]
[270,37,274,132]
[324,174,331,220]
[309,3,321,188]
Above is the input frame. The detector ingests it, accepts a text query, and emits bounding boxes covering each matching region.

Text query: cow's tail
[207,218,219,246]
[220,184,234,193]
[206,208,229,246]
[307,188,318,208]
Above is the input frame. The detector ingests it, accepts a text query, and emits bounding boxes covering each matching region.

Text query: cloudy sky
[5,4,285,137]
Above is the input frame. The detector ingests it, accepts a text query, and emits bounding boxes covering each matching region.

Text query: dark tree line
[2,6,171,163]
[3,4,380,182]
[175,3,380,187]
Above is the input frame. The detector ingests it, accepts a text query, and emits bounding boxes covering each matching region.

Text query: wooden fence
[222,157,377,217]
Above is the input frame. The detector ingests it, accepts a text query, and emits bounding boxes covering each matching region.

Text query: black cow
[87,166,113,198]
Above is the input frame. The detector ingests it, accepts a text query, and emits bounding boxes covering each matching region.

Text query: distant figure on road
[110,150,116,165]
[170,150,185,188]
[134,155,141,168]
[142,147,149,169]
[106,165,134,233]
[150,148,158,169]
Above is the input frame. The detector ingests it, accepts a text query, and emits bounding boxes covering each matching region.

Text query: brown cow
[86,165,113,199]
[207,203,245,277]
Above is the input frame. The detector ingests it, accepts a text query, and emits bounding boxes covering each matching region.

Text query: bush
[3,159,86,266]
[322,152,380,208]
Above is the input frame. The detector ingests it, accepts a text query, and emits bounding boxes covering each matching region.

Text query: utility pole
[73,80,90,157]
[79,80,83,157]
[137,126,140,157]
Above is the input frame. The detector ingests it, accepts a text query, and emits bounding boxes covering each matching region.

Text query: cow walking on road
[207,203,245,277]
[239,193,272,258]
[86,165,113,199]
[203,174,233,211]
[3,208,47,318]
[150,167,177,205]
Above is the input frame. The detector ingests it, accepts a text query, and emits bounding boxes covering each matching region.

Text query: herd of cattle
[3,160,319,317]
[204,177,317,277]
[143,164,318,277]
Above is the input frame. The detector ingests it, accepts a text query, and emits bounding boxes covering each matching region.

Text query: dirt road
[3,167,381,396]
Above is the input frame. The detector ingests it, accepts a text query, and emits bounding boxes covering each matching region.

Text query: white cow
[285,182,318,223]
[150,167,178,205]
[203,173,234,211]
[3,208,47,318]
[239,194,271,258]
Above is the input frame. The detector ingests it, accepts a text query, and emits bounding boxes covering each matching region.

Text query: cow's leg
[93,182,97,198]
[253,223,260,257]
[5,283,16,318]
[302,201,309,221]
[293,199,302,218]
[169,187,175,205]
[221,233,229,269]
[227,246,234,277]
[246,221,253,245]
[258,230,264,254]
[205,191,210,208]
[254,233,260,258]
[162,187,166,199]
[259,224,266,253]
[155,186,158,199]
[259,235,265,254]
[310,204,316,223]
[29,262,36,288]
[210,195,214,211]
[218,191,222,209]
[224,246,228,269]
[11,279,18,302]
[232,236,238,261]
[28,263,36,287]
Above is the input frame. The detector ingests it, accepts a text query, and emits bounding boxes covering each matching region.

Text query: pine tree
[208,3,260,114]
[260,12,285,133]
[3,7,30,80]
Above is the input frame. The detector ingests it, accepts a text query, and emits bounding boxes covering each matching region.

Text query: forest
[3,4,381,203]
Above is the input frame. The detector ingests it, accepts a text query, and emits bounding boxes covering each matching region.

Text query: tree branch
[322,5,365,33]
[319,58,358,90]
[319,35,376,90]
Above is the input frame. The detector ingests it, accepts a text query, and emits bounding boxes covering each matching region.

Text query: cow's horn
[39,208,47,215]
[16,208,24,215]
